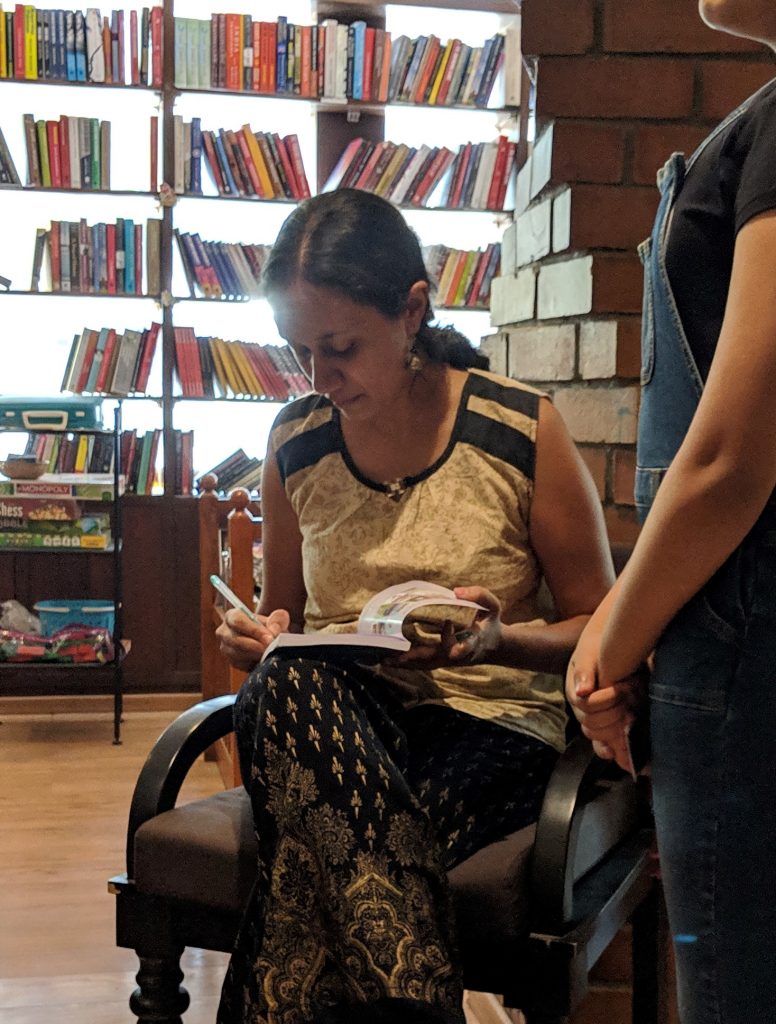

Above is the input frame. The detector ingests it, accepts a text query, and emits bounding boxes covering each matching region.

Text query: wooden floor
[0,704,517,1024]
[0,705,230,1024]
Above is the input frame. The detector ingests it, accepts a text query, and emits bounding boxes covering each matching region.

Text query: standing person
[566,4,776,1023]
[215,188,614,1024]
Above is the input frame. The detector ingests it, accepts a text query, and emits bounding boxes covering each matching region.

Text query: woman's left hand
[394,585,502,668]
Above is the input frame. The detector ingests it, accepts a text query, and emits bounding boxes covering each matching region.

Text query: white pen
[209,574,260,622]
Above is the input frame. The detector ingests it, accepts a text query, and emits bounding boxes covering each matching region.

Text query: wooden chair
[112,509,661,1022]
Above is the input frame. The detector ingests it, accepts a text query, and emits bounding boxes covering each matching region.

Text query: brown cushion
[134,788,537,951]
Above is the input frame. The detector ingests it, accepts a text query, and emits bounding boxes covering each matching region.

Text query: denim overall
[638,91,776,1024]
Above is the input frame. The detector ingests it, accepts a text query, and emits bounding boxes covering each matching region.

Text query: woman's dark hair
[261,189,489,371]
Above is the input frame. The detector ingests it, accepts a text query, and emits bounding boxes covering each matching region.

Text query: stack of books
[170,15,518,109]
[173,330,308,401]
[324,134,516,211]
[31,217,161,295]
[61,323,160,396]
[119,428,161,495]
[174,232,270,300]
[21,432,116,475]
[0,485,114,550]
[0,7,163,86]
[197,448,263,495]
[424,243,501,308]
[22,113,111,190]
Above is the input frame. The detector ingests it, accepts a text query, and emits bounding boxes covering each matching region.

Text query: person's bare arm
[216,450,307,669]
[599,209,776,682]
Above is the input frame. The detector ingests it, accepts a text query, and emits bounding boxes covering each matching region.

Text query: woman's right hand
[216,607,290,671]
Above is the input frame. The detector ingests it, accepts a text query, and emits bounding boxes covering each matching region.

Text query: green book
[35,119,51,187]
[90,118,100,190]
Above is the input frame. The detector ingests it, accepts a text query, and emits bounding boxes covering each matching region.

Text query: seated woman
[215,188,613,1024]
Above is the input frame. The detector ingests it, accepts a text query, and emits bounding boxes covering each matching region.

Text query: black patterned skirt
[217,655,558,1024]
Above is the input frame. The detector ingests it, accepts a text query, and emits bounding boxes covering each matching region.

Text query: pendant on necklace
[384,478,409,502]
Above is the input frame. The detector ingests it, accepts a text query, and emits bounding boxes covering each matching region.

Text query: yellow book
[210,338,237,395]
[74,434,90,472]
[428,40,453,105]
[434,250,458,306]
[233,343,265,397]
[24,5,37,79]
[213,338,245,395]
[35,120,51,186]
[374,143,409,198]
[226,341,256,395]
[0,7,7,80]
[242,125,274,198]
[207,338,230,396]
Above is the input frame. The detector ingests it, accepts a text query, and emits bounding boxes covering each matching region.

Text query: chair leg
[631,884,660,1024]
[129,953,190,1024]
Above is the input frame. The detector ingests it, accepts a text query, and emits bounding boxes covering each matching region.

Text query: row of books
[424,243,501,309]
[173,328,309,401]
[197,446,263,495]
[23,428,115,475]
[179,118,311,201]
[174,231,269,300]
[32,217,160,294]
[0,6,162,85]
[17,113,111,189]
[121,427,193,495]
[172,14,516,110]
[61,321,160,396]
[324,134,517,211]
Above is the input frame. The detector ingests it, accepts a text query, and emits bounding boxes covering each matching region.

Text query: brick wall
[483,0,775,544]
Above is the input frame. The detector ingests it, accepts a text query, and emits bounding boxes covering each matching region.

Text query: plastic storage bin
[34,600,115,636]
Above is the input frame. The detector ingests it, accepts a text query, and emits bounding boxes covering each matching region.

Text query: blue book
[351,21,366,100]
[124,219,135,294]
[208,242,240,298]
[85,327,111,393]
[213,131,239,196]
[469,37,494,105]
[276,16,287,93]
[190,117,202,194]
[74,11,86,81]
[65,11,76,80]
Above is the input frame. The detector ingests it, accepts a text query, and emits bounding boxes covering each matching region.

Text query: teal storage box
[0,396,103,431]
[34,600,115,635]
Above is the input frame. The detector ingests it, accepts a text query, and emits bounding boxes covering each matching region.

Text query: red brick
[565,184,658,252]
[631,124,709,186]
[592,254,644,314]
[615,317,642,378]
[603,0,765,54]
[551,119,628,185]
[604,504,642,545]
[578,446,607,501]
[701,60,776,120]
[613,448,637,505]
[538,57,694,120]
[522,0,595,56]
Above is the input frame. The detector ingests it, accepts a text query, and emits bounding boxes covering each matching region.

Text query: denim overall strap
[634,89,766,522]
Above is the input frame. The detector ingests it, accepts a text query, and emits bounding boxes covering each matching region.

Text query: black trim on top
[466,372,542,421]
[275,419,340,484]
[272,391,330,428]
[457,410,536,481]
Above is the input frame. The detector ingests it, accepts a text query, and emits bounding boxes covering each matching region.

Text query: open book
[261,581,484,664]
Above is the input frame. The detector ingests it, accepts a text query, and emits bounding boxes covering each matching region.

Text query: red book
[362,27,375,102]
[437,39,462,106]
[464,245,492,307]
[272,133,300,198]
[353,141,384,190]
[201,131,225,194]
[412,36,441,104]
[187,327,204,397]
[150,6,163,87]
[130,10,139,85]
[224,13,241,90]
[48,222,61,291]
[173,327,189,396]
[299,25,311,98]
[106,223,117,293]
[117,10,125,83]
[135,322,160,393]
[103,17,112,82]
[261,22,277,93]
[59,116,71,189]
[236,129,263,196]
[14,5,25,79]
[75,330,101,392]
[46,122,62,188]
[284,135,310,198]
[450,143,473,208]
[378,33,392,103]
[134,223,142,294]
[95,329,118,391]
[496,142,517,210]
[486,135,510,212]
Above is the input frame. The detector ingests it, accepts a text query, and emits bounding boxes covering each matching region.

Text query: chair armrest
[529,735,638,931]
[125,694,237,876]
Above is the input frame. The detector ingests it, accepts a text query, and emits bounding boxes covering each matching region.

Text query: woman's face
[270,280,427,422]
[699,0,776,45]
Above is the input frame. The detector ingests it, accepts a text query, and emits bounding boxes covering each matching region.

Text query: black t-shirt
[665,77,776,382]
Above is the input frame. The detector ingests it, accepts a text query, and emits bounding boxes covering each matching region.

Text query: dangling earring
[405,342,423,374]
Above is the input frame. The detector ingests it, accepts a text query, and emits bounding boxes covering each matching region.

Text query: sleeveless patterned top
[268,367,566,752]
